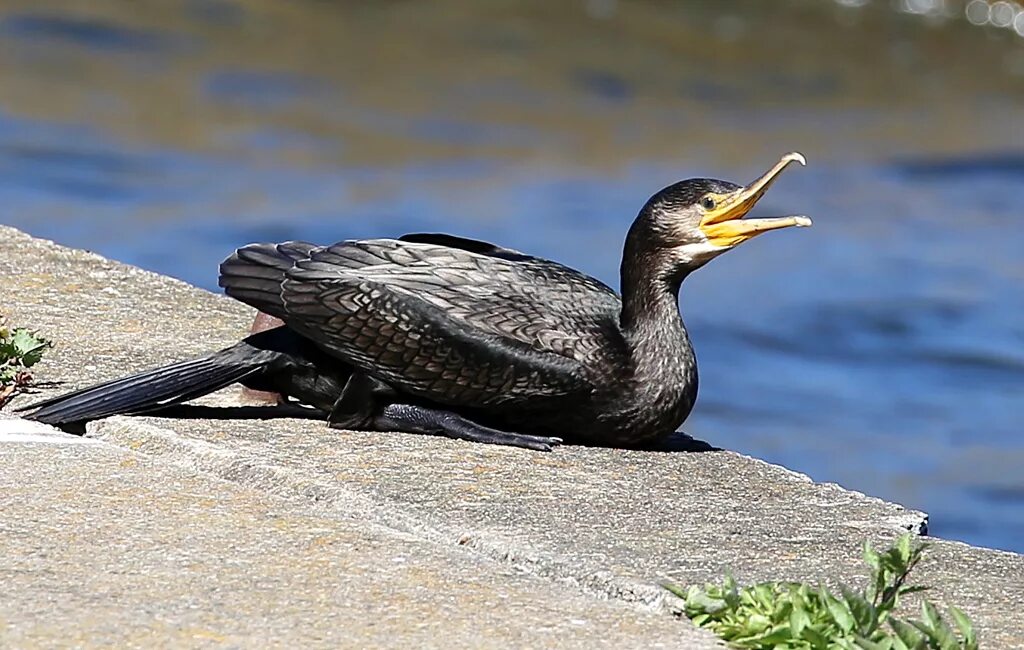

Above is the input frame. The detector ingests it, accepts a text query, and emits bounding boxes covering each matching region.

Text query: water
[1,0,1022,552]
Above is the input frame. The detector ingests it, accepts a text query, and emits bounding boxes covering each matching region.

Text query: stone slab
[0,415,708,648]
[2,226,1022,647]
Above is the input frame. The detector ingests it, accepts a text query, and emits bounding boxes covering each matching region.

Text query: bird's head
[628,152,811,279]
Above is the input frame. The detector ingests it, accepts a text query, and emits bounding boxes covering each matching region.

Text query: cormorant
[22,153,811,451]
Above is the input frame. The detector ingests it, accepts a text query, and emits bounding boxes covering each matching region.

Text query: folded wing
[221,237,622,407]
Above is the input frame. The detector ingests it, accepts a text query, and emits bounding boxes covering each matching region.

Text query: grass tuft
[666,534,977,650]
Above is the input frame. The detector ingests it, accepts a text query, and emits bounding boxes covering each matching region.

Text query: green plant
[666,534,977,650]
[0,317,52,407]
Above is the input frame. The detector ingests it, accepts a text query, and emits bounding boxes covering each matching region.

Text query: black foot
[374,403,562,452]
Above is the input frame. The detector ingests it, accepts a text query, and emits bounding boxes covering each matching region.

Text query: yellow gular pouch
[698,152,812,248]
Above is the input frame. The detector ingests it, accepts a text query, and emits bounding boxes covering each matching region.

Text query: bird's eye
[700,196,716,211]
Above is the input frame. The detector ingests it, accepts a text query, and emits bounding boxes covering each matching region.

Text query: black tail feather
[20,344,269,426]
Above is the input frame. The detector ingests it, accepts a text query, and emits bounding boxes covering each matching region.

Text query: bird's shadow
[57,403,718,453]
[20,378,717,453]
[149,405,721,453]
[46,403,325,435]
[613,430,720,453]
[147,403,328,421]
[646,431,720,452]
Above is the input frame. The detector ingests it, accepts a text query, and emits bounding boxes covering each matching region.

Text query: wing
[273,238,622,407]
[397,232,623,350]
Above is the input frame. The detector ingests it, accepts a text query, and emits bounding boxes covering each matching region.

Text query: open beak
[700,152,812,248]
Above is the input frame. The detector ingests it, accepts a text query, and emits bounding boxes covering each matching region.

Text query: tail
[219,241,318,319]
[19,340,278,426]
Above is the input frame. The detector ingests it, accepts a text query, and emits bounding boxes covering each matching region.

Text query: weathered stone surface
[2,226,1022,647]
[0,416,705,648]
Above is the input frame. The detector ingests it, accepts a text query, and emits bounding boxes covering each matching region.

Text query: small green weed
[666,534,977,650]
[0,317,52,407]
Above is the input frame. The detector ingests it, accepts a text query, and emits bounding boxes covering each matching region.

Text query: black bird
[22,153,811,451]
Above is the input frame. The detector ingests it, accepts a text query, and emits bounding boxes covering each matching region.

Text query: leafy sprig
[666,534,977,650]
[0,317,52,406]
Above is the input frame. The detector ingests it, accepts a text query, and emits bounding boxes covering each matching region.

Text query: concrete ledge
[2,226,1022,647]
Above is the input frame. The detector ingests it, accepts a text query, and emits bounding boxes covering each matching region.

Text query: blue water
[1,0,1022,552]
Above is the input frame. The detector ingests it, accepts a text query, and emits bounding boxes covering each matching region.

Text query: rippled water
[1,0,1022,552]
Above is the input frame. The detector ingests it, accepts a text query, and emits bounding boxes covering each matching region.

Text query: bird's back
[219,235,627,410]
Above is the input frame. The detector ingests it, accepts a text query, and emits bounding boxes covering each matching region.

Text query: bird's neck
[618,249,696,376]
[616,250,698,438]
[619,246,687,338]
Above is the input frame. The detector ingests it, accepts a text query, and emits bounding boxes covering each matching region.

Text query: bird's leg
[328,374,562,451]
[328,372,395,430]
[373,403,562,452]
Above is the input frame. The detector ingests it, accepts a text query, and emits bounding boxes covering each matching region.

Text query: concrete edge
[711,450,929,536]
[87,416,690,616]
[0,226,201,292]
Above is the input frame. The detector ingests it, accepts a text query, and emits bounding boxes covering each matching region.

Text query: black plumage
[23,154,810,450]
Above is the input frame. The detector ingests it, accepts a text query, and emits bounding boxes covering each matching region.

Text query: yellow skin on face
[699,152,812,248]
